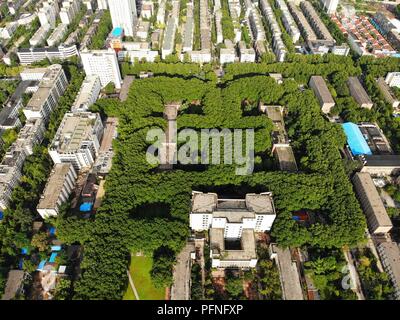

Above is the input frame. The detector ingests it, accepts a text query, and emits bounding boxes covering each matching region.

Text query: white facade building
[220,48,236,64]
[190,192,276,269]
[239,42,256,62]
[385,72,400,88]
[37,163,77,218]
[71,75,101,113]
[97,0,108,10]
[47,24,69,47]
[38,0,60,28]
[108,0,137,37]
[49,112,104,171]
[29,25,51,47]
[321,0,339,14]
[0,23,18,40]
[23,64,68,121]
[60,0,82,25]
[81,49,122,89]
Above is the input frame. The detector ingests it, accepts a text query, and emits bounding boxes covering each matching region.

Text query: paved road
[170,242,195,300]
[343,249,365,300]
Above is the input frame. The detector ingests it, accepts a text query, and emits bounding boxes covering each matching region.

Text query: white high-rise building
[60,0,82,25]
[80,49,122,89]
[385,72,400,88]
[97,0,108,9]
[49,112,104,171]
[321,0,339,14]
[38,0,60,28]
[108,0,137,37]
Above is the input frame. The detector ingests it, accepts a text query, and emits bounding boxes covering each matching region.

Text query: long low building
[352,172,393,235]
[309,75,335,114]
[17,45,79,65]
[360,154,400,176]
[376,77,400,110]
[269,244,304,300]
[377,241,400,300]
[347,77,374,109]
[37,163,77,218]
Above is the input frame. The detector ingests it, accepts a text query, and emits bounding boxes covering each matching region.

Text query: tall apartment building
[7,0,25,15]
[300,1,335,44]
[161,16,177,59]
[60,0,82,25]
[309,75,335,113]
[108,0,137,37]
[352,172,393,235]
[97,0,108,10]
[321,0,339,14]
[385,72,400,88]
[23,64,68,121]
[275,0,301,43]
[49,112,104,171]
[71,75,101,113]
[259,0,287,62]
[47,24,69,47]
[288,1,317,42]
[38,0,60,28]
[16,118,46,156]
[29,25,51,47]
[80,49,122,89]
[190,192,276,268]
[37,163,77,218]
[182,2,194,52]
[0,147,27,210]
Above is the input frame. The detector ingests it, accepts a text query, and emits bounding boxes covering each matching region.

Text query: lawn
[123,284,136,300]
[127,255,165,300]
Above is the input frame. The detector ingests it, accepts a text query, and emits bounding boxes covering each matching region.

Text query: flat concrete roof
[348,77,373,106]
[353,172,393,229]
[37,163,74,209]
[210,228,257,261]
[275,146,298,172]
[271,244,304,300]
[191,192,275,216]
[309,75,335,104]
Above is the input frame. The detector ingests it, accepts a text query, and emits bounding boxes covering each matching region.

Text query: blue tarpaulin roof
[342,122,372,156]
[18,258,23,270]
[80,202,93,212]
[51,246,61,252]
[49,252,57,263]
[37,260,46,270]
[0,211,3,220]
[21,248,28,255]
[49,227,56,236]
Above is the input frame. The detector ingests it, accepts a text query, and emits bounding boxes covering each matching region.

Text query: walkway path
[127,270,140,300]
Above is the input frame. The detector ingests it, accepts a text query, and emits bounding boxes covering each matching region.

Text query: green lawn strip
[129,255,165,300]
[123,284,136,300]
